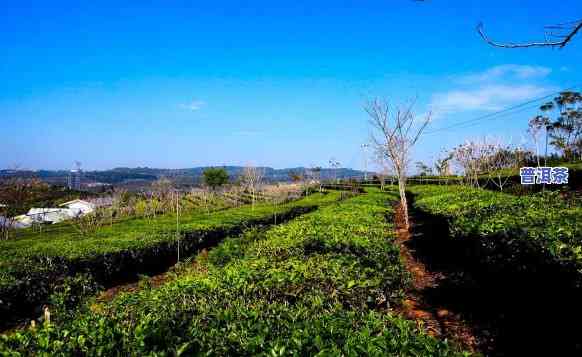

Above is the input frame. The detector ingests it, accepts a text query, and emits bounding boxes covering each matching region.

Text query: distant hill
[0,166,369,186]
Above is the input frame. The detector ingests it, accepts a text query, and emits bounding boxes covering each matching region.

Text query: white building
[4,199,98,229]
[59,199,95,216]
[68,169,82,190]
[26,208,73,224]
[12,215,33,228]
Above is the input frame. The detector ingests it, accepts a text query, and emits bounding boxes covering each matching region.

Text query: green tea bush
[410,185,582,266]
[0,190,464,356]
[0,193,339,326]
[48,274,102,324]
[408,182,582,355]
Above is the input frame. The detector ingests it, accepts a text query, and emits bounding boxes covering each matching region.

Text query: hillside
[0,166,368,186]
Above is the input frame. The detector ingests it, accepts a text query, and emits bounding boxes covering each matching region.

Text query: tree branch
[477,21,582,49]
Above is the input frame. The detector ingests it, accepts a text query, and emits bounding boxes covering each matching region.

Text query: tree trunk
[398,178,409,229]
[251,188,255,209]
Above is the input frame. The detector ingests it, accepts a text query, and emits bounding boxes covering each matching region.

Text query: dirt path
[392,202,479,353]
[391,192,582,357]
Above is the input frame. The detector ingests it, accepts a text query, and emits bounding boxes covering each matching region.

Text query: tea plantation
[410,185,582,266]
[0,192,340,327]
[0,190,464,356]
[6,185,576,355]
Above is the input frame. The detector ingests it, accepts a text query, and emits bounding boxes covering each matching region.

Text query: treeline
[0,166,369,187]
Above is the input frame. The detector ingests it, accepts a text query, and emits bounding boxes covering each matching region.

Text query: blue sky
[1,0,581,171]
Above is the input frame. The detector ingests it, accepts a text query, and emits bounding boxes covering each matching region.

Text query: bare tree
[375,158,390,192]
[223,185,243,207]
[486,140,520,191]
[365,98,431,228]
[303,167,314,195]
[374,149,394,191]
[241,165,265,209]
[199,187,213,215]
[0,180,21,240]
[477,19,582,49]
[0,177,44,240]
[0,203,16,240]
[451,137,524,190]
[70,208,106,237]
[452,139,496,188]
[309,166,323,192]
[106,188,127,226]
[151,177,173,213]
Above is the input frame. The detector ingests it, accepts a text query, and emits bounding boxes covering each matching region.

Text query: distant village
[10,198,115,228]
[0,165,371,231]
[0,169,113,229]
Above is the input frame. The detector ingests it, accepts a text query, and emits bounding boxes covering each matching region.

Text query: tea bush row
[0,190,465,356]
[410,185,582,266]
[0,193,339,326]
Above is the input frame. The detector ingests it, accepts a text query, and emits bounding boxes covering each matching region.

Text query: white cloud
[430,84,552,118]
[459,64,551,83]
[427,64,555,119]
[179,100,205,111]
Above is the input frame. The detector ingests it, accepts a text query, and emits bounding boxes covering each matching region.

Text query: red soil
[392,202,478,353]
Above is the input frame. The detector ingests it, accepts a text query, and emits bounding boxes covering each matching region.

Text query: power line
[428,100,542,133]
[425,85,579,134]
[424,84,580,135]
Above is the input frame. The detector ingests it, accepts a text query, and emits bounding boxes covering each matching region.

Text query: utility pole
[329,158,340,184]
[361,144,369,181]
